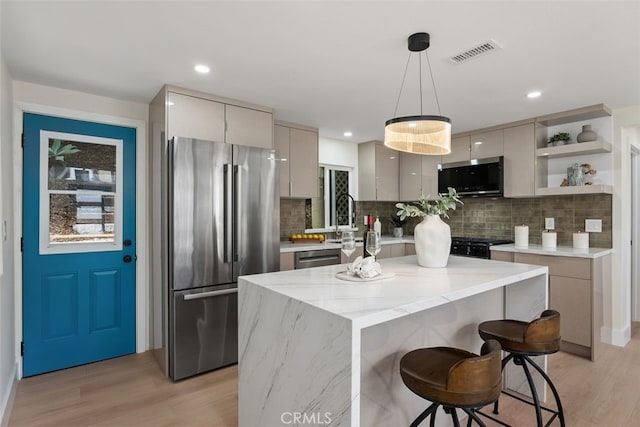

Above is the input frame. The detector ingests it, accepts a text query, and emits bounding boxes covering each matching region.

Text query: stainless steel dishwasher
[294,248,342,269]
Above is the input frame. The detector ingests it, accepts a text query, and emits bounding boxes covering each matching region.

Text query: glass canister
[567,163,584,186]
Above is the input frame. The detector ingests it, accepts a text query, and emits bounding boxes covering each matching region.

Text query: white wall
[11,82,150,381]
[318,136,359,199]
[607,105,640,346]
[0,0,18,423]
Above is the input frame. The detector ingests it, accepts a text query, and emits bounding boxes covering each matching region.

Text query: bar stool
[399,339,502,427]
[477,309,565,427]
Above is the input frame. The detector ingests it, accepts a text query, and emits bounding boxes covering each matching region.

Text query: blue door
[22,113,136,376]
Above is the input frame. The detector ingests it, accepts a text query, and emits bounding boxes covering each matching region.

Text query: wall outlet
[545,217,555,230]
[585,219,602,233]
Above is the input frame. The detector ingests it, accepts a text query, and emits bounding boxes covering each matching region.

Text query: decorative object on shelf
[581,163,597,185]
[542,230,557,249]
[573,231,589,249]
[389,214,407,238]
[577,124,597,143]
[514,225,529,247]
[384,32,451,156]
[548,132,571,146]
[396,187,463,267]
[567,163,585,186]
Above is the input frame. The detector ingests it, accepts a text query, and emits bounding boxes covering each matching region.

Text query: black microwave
[438,156,504,197]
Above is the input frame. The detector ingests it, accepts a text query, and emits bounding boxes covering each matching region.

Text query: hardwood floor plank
[8,323,640,426]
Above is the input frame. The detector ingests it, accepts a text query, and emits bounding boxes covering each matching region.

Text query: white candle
[542,231,557,249]
[514,225,529,247]
[573,232,589,249]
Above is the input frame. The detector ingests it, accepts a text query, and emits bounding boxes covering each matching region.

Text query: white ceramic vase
[414,215,451,268]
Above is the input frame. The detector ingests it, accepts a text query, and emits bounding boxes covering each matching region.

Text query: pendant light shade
[385,115,451,155]
[384,33,451,155]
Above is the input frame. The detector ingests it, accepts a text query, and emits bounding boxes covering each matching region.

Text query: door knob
[123,255,132,263]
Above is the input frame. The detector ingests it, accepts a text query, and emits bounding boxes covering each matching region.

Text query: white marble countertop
[491,243,613,259]
[279,236,415,253]
[239,255,547,329]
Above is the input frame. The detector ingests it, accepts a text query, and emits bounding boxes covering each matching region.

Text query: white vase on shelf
[414,215,451,268]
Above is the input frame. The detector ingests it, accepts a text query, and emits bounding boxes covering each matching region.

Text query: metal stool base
[476,353,565,427]
[410,402,488,427]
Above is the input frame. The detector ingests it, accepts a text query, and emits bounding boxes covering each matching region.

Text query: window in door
[39,131,123,254]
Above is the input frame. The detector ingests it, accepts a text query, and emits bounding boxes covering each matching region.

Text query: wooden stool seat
[478,310,560,355]
[399,340,502,426]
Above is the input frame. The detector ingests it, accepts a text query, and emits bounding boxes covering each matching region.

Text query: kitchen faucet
[335,193,357,232]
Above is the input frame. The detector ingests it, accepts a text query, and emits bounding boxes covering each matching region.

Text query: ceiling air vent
[449,40,501,64]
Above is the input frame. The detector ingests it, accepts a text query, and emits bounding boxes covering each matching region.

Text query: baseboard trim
[0,363,18,427]
[601,325,631,347]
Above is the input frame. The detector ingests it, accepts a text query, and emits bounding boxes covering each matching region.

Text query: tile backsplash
[280,195,612,248]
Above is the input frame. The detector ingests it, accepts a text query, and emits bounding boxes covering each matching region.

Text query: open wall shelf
[535,185,613,196]
[536,140,612,159]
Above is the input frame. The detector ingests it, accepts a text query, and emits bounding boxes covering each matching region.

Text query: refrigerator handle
[223,164,233,263]
[233,164,239,263]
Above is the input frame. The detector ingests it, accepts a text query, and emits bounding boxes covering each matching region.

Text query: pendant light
[384,32,451,155]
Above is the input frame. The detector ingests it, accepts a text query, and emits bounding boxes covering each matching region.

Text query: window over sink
[306,165,354,230]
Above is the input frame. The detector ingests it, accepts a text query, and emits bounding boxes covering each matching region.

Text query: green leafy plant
[389,214,407,227]
[48,139,80,160]
[548,132,570,143]
[396,187,463,219]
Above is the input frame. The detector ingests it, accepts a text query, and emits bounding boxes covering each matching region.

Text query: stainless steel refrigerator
[168,137,279,380]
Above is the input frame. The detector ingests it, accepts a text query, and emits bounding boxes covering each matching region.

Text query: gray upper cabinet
[225,104,273,149]
[470,129,504,159]
[167,92,225,142]
[443,136,471,163]
[274,125,291,198]
[275,122,318,198]
[444,131,505,163]
[399,152,422,201]
[503,123,535,197]
[399,152,441,201]
[358,141,399,201]
[421,155,441,199]
[164,86,273,149]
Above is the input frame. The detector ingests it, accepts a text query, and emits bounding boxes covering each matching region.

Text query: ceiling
[2,1,639,142]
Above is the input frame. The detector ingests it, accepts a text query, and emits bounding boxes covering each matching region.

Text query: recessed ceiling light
[527,91,541,99]
[473,141,483,145]
[166,101,175,106]
[343,131,353,137]
[194,64,210,74]
[408,123,417,128]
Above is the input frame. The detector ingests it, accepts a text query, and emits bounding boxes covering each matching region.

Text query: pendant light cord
[419,53,423,115]
[425,50,442,115]
[392,52,412,117]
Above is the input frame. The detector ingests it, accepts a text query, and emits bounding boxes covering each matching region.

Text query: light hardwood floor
[9,323,640,426]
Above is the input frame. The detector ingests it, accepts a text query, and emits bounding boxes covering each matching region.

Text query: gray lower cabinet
[492,251,610,361]
[280,252,295,271]
[377,243,405,260]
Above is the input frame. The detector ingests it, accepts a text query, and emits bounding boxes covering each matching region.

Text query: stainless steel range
[450,237,513,259]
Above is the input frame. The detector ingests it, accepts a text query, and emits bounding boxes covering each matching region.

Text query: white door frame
[13,102,148,378]
[632,146,640,321]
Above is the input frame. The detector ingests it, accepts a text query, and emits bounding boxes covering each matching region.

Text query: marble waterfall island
[238,255,548,426]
